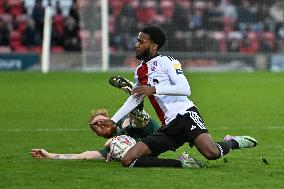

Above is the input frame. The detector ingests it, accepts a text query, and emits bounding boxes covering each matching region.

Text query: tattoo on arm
[63,154,77,159]
[52,154,80,160]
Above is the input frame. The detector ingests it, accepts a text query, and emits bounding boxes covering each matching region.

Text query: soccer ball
[110,135,136,160]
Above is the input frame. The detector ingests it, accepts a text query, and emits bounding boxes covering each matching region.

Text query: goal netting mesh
[79,0,280,71]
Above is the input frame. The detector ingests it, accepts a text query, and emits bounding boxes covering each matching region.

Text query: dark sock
[224,139,239,150]
[131,156,182,168]
[215,142,231,157]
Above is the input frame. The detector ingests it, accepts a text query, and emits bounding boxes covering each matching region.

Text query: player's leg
[121,141,152,167]
[193,133,230,160]
[224,135,257,149]
[194,133,257,160]
[109,76,134,95]
[183,107,235,160]
[187,107,257,160]
[121,132,180,167]
[122,132,204,168]
[122,143,190,168]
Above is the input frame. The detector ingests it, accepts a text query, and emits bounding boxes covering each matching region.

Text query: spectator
[172,0,190,32]
[227,31,243,52]
[223,0,238,22]
[259,26,276,53]
[237,0,256,23]
[0,3,12,24]
[32,0,45,38]
[136,0,158,27]
[190,2,205,31]
[240,31,258,54]
[63,16,81,51]
[169,0,190,51]
[222,0,238,33]
[22,19,40,48]
[69,0,79,24]
[0,18,10,46]
[52,7,64,47]
[109,0,125,17]
[113,0,138,51]
[1,0,10,14]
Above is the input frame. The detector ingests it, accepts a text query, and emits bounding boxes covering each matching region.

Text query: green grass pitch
[0,71,283,189]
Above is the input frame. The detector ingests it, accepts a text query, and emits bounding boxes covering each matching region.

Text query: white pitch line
[0,128,89,132]
[0,126,283,132]
[216,126,284,130]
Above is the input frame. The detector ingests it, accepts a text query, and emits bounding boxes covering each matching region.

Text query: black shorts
[141,106,208,157]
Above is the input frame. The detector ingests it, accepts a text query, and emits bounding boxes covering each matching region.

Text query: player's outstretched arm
[29,149,105,160]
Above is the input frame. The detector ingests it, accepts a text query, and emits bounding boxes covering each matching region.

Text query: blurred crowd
[0,0,80,53]
[108,0,284,53]
[1,0,284,54]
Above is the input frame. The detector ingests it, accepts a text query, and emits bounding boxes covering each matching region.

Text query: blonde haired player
[30,76,160,161]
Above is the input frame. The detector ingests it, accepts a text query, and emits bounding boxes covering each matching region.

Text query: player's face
[135,32,156,60]
[94,125,112,138]
[90,114,109,125]
[89,115,114,138]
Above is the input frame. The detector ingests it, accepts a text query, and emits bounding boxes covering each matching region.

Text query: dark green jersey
[98,118,160,158]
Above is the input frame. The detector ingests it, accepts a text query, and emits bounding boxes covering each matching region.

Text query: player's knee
[121,155,134,167]
[202,148,220,160]
[121,141,151,167]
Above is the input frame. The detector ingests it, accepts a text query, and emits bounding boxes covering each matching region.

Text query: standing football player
[98,26,258,168]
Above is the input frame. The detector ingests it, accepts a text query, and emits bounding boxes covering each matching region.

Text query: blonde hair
[90,108,109,117]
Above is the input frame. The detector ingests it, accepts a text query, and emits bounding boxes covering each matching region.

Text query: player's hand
[132,85,156,96]
[106,152,113,162]
[104,137,114,147]
[96,119,115,127]
[30,149,50,159]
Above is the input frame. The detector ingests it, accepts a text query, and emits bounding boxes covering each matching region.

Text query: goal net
[79,0,108,71]
[79,0,280,71]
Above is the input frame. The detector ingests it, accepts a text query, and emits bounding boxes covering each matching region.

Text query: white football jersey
[112,54,195,125]
[134,55,195,125]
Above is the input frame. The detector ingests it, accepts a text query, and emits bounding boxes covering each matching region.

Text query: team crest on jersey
[151,61,157,71]
[173,63,183,75]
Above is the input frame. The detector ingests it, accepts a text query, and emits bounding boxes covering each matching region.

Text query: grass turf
[0,71,283,189]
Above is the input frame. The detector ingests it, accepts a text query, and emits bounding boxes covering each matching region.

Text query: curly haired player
[98,26,258,168]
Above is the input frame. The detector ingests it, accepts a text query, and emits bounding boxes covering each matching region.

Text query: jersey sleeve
[133,67,141,88]
[111,67,144,123]
[111,95,144,124]
[98,146,110,159]
[155,60,191,96]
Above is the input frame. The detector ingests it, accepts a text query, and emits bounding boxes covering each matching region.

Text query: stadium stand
[0,0,80,53]
[0,0,284,54]
[108,0,284,54]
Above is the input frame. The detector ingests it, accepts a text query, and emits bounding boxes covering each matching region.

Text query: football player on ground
[30,108,159,161]
[98,26,258,168]
[30,77,160,161]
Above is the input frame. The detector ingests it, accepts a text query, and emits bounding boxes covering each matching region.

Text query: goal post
[101,0,109,71]
[41,5,52,74]
[79,0,109,71]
